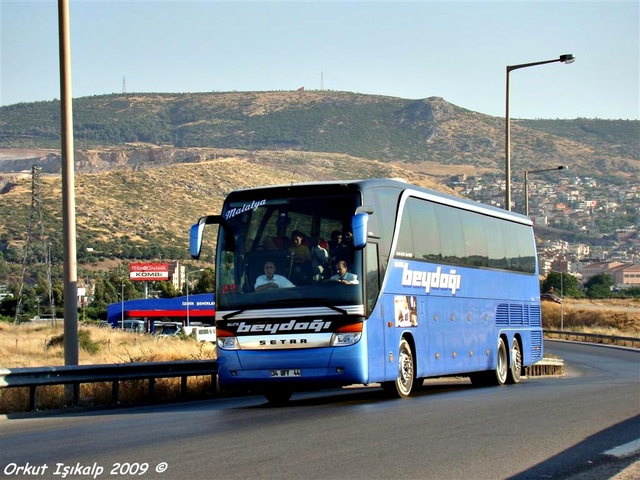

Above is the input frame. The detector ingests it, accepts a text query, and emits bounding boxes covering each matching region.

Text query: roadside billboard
[129,263,169,281]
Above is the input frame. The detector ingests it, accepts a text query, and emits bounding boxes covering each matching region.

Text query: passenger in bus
[328,230,343,259]
[328,230,342,247]
[254,261,295,292]
[329,230,351,264]
[288,231,313,284]
[330,260,359,285]
[311,237,330,280]
[288,230,311,263]
[341,230,354,248]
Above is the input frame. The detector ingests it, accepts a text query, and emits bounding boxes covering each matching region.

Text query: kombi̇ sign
[129,263,169,281]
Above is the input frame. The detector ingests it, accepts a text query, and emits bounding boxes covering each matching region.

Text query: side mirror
[189,214,230,260]
[351,212,369,249]
[189,221,206,259]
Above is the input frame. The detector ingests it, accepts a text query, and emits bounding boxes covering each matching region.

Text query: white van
[182,325,216,342]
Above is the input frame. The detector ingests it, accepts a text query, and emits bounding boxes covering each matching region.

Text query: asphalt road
[1,341,638,480]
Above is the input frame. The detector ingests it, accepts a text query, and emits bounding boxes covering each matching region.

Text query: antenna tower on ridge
[122,76,126,94]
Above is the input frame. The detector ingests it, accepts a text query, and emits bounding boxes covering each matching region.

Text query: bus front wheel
[382,338,415,398]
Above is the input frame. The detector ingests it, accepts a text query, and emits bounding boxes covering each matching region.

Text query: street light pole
[560,272,564,331]
[185,268,204,327]
[524,165,568,217]
[121,280,125,329]
[505,54,575,211]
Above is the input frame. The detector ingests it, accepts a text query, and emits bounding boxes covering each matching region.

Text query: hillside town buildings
[450,173,640,290]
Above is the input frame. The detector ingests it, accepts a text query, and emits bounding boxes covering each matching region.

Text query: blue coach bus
[190,178,543,403]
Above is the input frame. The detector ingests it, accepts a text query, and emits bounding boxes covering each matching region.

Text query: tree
[91,278,112,309]
[541,271,580,297]
[156,280,179,298]
[192,268,215,294]
[619,286,640,297]
[584,273,614,299]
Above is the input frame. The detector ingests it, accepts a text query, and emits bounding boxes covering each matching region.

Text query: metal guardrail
[544,329,640,349]
[1,357,563,413]
[0,360,217,411]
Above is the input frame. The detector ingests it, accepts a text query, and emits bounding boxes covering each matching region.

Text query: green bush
[46,328,101,354]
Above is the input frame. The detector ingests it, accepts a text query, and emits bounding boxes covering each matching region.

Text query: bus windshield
[215,191,364,312]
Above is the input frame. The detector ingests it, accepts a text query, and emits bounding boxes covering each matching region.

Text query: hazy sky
[1,1,638,120]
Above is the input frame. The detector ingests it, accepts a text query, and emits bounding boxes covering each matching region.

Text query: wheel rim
[510,342,522,383]
[496,339,507,385]
[397,342,414,396]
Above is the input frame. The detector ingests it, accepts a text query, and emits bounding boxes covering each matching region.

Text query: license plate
[269,369,301,377]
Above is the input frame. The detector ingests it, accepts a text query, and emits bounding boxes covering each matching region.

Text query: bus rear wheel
[507,338,522,384]
[382,338,415,398]
[493,337,509,386]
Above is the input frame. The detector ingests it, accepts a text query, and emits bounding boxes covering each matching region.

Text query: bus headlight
[331,323,363,346]
[331,332,362,346]
[217,337,239,350]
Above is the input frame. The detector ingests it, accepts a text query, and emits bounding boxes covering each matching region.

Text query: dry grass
[0,321,217,367]
[0,322,217,413]
[542,299,640,336]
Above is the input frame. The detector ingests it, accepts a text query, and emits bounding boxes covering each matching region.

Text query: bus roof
[224,178,532,226]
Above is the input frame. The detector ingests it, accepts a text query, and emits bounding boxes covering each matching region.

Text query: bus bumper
[216,344,367,389]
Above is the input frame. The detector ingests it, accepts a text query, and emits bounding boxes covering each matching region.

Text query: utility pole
[59,0,79,367]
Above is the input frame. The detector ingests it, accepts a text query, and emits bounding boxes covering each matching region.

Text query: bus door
[364,241,387,381]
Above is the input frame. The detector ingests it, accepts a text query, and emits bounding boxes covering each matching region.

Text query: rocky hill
[1,91,638,181]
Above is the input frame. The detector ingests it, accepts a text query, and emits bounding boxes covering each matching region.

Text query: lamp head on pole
[559,54,575,64]
[525,165,569,176]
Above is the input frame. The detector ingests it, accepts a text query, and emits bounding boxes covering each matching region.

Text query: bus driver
[330,260,359,285]
[254,261,295,292]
